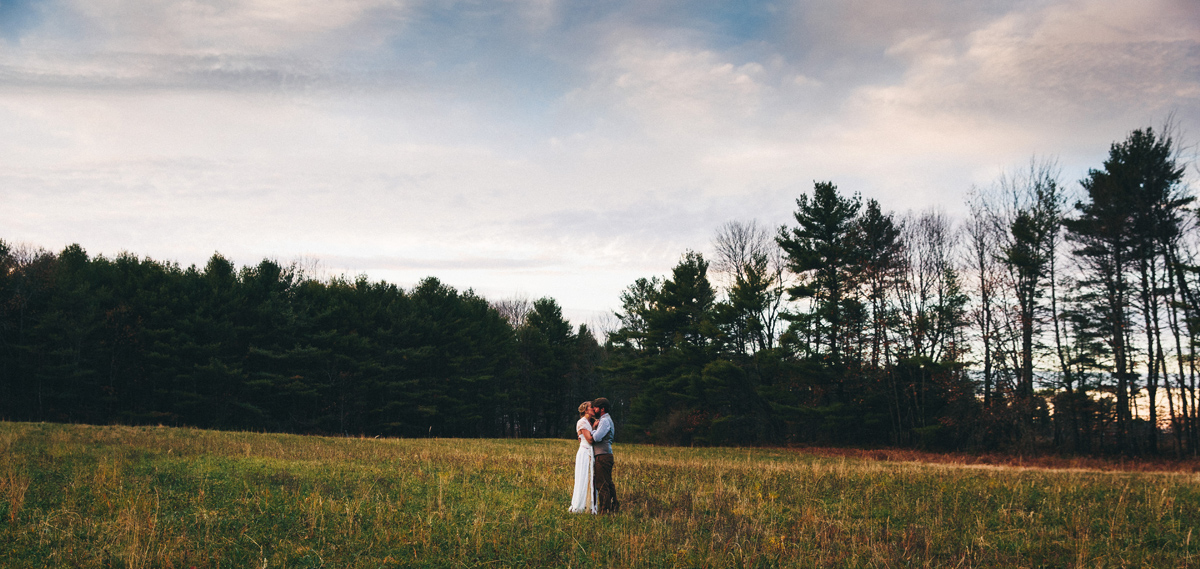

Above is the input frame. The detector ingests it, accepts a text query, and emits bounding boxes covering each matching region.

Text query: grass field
[1,422,1198,568]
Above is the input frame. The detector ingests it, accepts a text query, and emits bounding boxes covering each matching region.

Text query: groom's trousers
[594,453,619,513]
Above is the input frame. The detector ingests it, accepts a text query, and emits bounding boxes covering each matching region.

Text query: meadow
[1,422,1197,568]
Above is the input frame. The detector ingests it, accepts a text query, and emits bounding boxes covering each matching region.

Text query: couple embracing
[568,398,619,515]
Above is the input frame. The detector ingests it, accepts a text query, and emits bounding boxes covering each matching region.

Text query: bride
[568,401,597,514]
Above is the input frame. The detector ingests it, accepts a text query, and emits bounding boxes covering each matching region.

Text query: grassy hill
[1,422,1197,568]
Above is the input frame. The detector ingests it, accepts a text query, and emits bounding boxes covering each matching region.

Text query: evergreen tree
[512,298,576,436]
[777,181,863,366]
[857,200,904,370]
[608,252,723,443]
[1066,126,1189,453]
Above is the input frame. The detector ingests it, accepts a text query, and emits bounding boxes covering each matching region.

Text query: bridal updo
[578,401,592,416]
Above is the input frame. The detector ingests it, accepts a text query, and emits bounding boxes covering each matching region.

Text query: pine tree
[777,181,863,367]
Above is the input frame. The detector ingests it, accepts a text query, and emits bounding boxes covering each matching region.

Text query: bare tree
[896,210,962,363]
[492,294,532,329]
[890,209,968,441]
[712,220,788,353]
[713,220,769,282]
[588,311,622,345]
[964,189,1004,408]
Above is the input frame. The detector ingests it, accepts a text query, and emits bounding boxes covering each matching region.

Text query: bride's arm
[578,425,594,443]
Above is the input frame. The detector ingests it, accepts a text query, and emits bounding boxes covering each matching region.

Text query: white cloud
[854,0,1199,119]
[602,40,769,127]
[61,0,410,55]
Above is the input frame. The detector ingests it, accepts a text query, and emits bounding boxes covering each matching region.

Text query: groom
[590,398,619,513]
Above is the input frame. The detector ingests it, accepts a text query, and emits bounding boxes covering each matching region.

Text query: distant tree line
[607,124,1199,456]
[1,125,1196,456]
[0,247,603,437]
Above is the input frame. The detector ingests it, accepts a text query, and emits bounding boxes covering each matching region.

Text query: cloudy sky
[2,0,1198,324]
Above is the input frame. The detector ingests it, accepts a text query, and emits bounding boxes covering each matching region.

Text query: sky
[2,0,1198,326]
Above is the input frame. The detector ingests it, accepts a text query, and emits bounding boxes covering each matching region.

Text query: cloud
[321,253,560,272]
[573,37,772,134]
[53,0,408,55]
[1,0,1198,321]
[847,0,1200,119]
[0,0,404,93]
[790,0,1200,212]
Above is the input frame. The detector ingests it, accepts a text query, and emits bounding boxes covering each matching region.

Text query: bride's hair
[578,401,592,416]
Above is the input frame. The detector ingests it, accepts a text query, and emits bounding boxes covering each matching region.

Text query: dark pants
[593,452,618,513]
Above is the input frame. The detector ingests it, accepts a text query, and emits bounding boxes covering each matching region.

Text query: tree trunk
[1141,257,1162,454]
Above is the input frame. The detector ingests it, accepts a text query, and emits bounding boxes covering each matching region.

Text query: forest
[1,125,1196,456]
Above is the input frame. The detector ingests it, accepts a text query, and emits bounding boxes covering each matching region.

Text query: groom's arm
[592,416,611,441]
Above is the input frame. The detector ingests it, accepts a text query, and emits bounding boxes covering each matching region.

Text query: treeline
[2,125,1196,456]
[0,246,603,437]
[608,125,1199,456]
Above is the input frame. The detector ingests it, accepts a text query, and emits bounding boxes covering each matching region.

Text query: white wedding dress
[568,417,597,514]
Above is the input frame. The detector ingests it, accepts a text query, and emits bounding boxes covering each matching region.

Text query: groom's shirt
[592,413,614,456]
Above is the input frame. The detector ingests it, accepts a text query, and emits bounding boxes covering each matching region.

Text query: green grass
[1,422,1198,568]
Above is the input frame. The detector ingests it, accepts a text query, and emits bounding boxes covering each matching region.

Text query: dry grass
[791,445,1200,474]
[1,421,1197,568]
